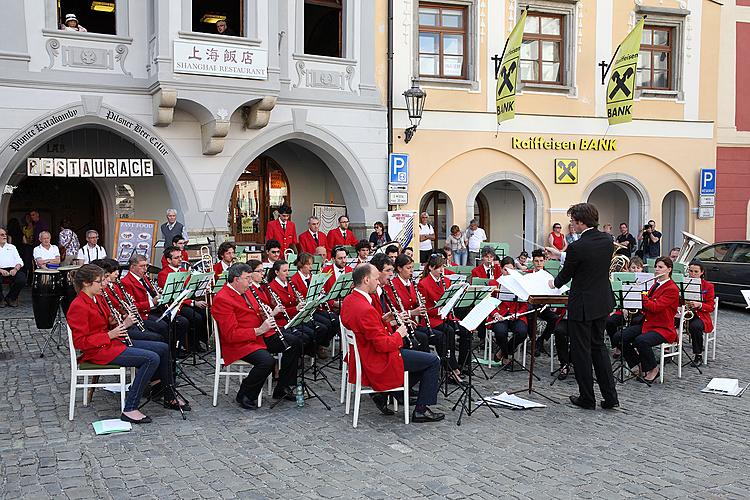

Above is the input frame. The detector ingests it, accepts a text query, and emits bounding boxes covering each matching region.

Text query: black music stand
[608,279,641,383]
[442,285,500,425]
[454,286,493,380]
[180,271,214,368]
[432,282,469,395]
[675,276,704,374]
[39,299,65,358]
[318,272,353,372]
[508,295,565,404]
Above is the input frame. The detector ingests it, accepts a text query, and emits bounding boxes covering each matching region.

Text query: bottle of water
[295,383,304,407]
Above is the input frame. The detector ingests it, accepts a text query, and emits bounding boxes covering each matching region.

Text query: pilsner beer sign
[27,158,154,177]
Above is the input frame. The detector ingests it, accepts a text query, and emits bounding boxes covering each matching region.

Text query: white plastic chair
[67,325,129,420]
[549,334,556,374]
[703,297,719,365]
[212,319,264,407]
[483,325,527,368]
[339,329,348,404]
[659,306,685,383]
[342,326,409,428]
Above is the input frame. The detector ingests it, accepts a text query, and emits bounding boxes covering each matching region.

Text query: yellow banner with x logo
[496,10,527,124]
[606,19,644,125]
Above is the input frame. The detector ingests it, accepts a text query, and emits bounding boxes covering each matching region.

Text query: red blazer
[471,263,501,282]
[67,291,126,364]
[266,220,298,253]
[298,230,328,257]
[157,266,195,307]
[694,279,715,333]
[213,261,230,281]
[321,265,353,293]
[341,290,404,391]
[417,274,451,327]
[160,249,189,269]
[290,271,311,297]
[120,272,157,320]
[493,300,530,325]
[268,279,299,326]
[641,279,680,343]
[211,284,268,365]
[327,228,358,250]
[389,277,419,312]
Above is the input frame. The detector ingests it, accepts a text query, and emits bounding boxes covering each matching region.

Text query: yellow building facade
[391,0,721,256]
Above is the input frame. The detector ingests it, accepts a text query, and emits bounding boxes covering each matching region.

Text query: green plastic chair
[472,277,490,286]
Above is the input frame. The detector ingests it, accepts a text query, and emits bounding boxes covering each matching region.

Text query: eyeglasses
[269,250,280,254]
[0,233,7,237]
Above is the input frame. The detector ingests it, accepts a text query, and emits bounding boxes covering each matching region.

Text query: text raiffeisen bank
[512,136,617,151]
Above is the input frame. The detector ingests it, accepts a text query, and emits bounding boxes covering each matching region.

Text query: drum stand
[39,303,65,358]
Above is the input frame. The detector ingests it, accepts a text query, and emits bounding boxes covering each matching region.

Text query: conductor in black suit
[545,203,619,410]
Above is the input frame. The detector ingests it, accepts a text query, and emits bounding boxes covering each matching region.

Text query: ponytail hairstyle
[295,252,313,269]
[421,253,445,280]
[267,259,288,282]
[71,264,105,293]
[394,253,413,273]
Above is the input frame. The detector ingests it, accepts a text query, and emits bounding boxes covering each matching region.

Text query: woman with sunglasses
[66,264,188,424]
[547,223,567,257]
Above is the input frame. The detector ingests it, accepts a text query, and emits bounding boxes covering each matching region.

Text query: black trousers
[239,333,303,400]
[416,326,446,359]
[419,249,432,265]
[0,268,26,301]
[537,308,560,343]
[313,310,338,347]
[687,317,705,354]
[179,305,207,351]
[401,349,441,406]
[127,325,165,343]
[145,313,188,346]
[605,312,644,343]
[568,317,618,406]
[553,320,570,366]
[492,319,527,358]
[613,325,667,372]
[434,321,471,371]
[401,328,430,352]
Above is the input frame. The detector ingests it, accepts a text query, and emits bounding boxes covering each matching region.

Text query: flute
[246,285,291,351]
[485,305,547,327]
[635,272,668,286]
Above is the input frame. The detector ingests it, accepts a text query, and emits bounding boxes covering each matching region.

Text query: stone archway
[582,173,650,231]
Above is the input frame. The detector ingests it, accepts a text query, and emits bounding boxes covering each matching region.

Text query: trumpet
[485,305,546,327]
[246,285,291,351]
[111,281,146,332]
[102,288,133,346]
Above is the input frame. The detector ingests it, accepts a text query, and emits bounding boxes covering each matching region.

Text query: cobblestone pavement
[1,291,749,499]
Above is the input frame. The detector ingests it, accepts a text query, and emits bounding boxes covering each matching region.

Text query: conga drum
[32,269,62,329]
[58,265,81,314]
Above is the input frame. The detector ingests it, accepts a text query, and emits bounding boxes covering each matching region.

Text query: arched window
[229,156,290,243]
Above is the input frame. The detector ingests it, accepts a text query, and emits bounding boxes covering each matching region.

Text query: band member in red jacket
[341,263,444,422]
[612,257,680,384]
[67,264,187,423]
[121,254,188,343]
[471,246,502,283]
[298,216,329,257]
[211,263,302,409]
[265,204,298,254]
[605,256,645,358]
[527,249,560,356]
[488,256,530,366]
[213,241,236,280]
[160,235,190,269]
[158,246,208,351]
[353,239,371,267]
[685,260,715,366]
[321,247,353,311]
[326,215,358,251]
[290,252,338,358]
[417,253,471,382]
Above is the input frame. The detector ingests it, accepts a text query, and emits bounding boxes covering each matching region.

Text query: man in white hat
[62,14,87,32]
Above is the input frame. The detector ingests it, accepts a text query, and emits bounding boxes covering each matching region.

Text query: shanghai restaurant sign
[27,158,154,177]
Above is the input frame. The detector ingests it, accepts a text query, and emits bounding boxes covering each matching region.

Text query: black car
[693,240,750,303]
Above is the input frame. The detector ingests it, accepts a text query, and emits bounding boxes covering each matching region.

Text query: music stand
[432,282,470,395]
[508,295,566,404]
[674,275,704,374]
[454,286,493,380]
[488,287,530,377]
[440,284,500,425]
[608,279,642,383]
[182,272,214,367]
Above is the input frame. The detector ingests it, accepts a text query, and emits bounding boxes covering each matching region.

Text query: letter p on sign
[700,168,716,196]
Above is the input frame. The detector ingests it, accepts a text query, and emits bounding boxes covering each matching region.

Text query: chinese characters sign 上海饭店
[173,40,268,80]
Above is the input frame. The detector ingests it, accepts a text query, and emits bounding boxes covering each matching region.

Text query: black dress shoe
[569,395,595,410]
[557,366,569,380]
[272,387,297,402]
[412,407,445,423]
[371,394,395,416]
[236,393,257,409]
[691,354,703,367]
[120,413,152,424]
[600,399,620,410]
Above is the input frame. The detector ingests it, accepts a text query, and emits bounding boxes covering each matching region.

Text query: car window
[694,244,733,262]
[729,244,750,264]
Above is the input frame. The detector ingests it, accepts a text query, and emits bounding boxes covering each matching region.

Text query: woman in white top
[33,231,60,269]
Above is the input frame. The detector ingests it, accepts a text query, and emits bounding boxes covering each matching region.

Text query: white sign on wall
[27,158,154,177]
[173,40,268,80]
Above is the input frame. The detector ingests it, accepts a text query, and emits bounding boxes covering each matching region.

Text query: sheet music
[622,284,643,309]
[459,295,501,331]
[682,277,703,301]
[500,269,566,302]
[438,283,468,319]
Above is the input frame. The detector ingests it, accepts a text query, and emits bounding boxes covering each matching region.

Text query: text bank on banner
[606,19,645,126]
[496,10,527,124]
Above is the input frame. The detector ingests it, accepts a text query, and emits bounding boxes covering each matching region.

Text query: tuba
[674,231,711,268]
[609,241,630,278]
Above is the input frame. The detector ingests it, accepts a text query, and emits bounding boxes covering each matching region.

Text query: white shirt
[419,224,434,251]
[334,265,346,279]
[467,227,487,252]
[33,244,60,262]
[77,244,107,264]
[353,287,372,304]
[0,242,23,268]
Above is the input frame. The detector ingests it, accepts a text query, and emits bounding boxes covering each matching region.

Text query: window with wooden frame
[418,3,468,79]
[638,25,674,90]
[304,0,343,58]
[520,12,564,85]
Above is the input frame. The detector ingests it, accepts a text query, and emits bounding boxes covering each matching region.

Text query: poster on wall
[115,184,135,219]
[113,218,159,265]
[313,204,347,234]
[387,211,417,251]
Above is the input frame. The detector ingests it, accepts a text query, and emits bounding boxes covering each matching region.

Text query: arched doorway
[475,180,535,256]
[419,190,453,249]
[229,155,290,243]
[585,178,647,232]
[661,190,689,251]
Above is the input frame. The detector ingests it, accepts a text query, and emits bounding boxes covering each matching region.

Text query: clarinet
[113,281,146,332]
[263,280,292,322]
[247,285,291,351]
[289,280,306,306]
[102,288,133,346]
[386,279,419,349]
[412,277,432,329]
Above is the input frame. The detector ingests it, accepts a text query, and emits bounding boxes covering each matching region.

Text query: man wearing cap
[62,13,87,32]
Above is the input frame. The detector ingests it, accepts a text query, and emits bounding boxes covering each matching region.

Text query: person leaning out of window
[61,13,87,32]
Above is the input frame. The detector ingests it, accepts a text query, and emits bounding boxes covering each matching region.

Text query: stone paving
[1,290,749,499]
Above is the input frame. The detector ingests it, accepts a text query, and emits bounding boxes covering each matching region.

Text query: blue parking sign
[389,153,409,185]
[700,168,716,195]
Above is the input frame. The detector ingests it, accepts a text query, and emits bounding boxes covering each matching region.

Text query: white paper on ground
[92,419,132,435]
[475,392,546,409]
[459,295,501,330]
[701,378,745,396]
